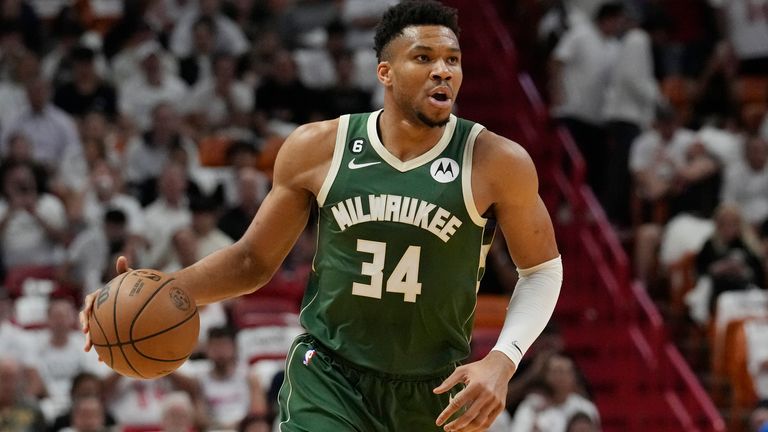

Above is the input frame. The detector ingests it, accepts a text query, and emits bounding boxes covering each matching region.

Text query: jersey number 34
[352,239,422,303]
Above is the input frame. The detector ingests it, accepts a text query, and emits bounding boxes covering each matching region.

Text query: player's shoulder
[471,128,539,200]
[474,129,535,174]
[273,118,342,190]
[284,118,340,148]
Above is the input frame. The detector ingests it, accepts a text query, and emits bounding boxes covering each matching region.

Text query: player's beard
[416,111,450,128]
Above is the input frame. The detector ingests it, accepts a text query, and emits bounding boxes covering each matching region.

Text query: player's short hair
[374,0,460,61]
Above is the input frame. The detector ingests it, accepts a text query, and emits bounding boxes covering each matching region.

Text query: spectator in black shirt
[696,204,766,312]
[254,50,320,128]
[53,47,117,119]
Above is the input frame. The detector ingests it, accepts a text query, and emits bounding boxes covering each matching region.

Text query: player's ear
[377,61,392,86]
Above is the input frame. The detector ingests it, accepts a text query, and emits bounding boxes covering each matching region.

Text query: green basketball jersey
[301,110,494,375]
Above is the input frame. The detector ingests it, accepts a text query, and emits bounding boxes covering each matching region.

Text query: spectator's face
[73,60,96,83]
[158,165,187,202]
[272,51,296,82]
[72,377,102,400]
[72,398,105,432]
[192,23,215,53]
[746,138,768,171]
[200,0,220,16]
[13,51,39,81]
[656,119,677,141]
[26,79,49,111]
[141,53,162,80]
[91,161,116,198]
[192,210,216,234]
[3,165,37,199]
[152,104,178,134]
[544,355,577,395]
[335,55,354,84]
[599,15,626,37]
[48,300,76,333]
[8,134,32,161]
[81,112,108,142]
[104,221,128,244]
[206,336,236,370]
[238,169,263,207]
[214,56,236,81]
[716,208,741,243]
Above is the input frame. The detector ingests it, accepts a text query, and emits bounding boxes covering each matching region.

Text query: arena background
[0,0,767,431]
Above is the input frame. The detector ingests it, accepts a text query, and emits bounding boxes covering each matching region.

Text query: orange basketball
[88,269,199,379]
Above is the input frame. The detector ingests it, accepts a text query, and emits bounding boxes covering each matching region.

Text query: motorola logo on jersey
[430,158,459,183]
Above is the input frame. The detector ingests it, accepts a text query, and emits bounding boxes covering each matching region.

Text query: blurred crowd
[539,0,768,430]
[0,0,390,431]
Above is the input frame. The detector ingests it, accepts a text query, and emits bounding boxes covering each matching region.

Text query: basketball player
[81,1,562,431]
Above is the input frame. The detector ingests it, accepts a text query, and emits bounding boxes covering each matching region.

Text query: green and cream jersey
[301,110,495,375]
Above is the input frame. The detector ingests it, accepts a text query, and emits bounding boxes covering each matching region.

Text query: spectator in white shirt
[169,0,248,58]
[603,21,660,226]
[110,22,178,86]
[117,40,188,133]
[31,298,103,421]
[143,162,192,269]
[710,0,768,73]
[550,2,624,196]
[0,160,68,271]
[722,136,768,227]
[177,16,217,87]
[1,77,85,177]
[60,396,109,432]
[168,194,232,272]
[510,354,599,432]
[124,102,199,201]
[185,52,253,132]
[0,49,36,133]
[190,327,267,429]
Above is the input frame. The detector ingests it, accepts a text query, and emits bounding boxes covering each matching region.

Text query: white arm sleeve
[491,255,563,367]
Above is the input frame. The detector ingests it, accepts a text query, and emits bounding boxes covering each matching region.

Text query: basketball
[88,269,199,379]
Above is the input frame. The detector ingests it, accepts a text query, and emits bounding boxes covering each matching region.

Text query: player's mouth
[428,87,453,108]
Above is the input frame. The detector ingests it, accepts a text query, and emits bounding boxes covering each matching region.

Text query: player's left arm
[435,130,562,432]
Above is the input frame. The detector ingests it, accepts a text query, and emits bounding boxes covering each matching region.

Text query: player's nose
[430,59,452,81]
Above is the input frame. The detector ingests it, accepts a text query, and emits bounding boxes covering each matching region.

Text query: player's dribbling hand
[434,351,516,432]
[79,256,133,354]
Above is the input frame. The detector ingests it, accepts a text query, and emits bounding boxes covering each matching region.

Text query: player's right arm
[80,119,338,348]
[170,120,337,305]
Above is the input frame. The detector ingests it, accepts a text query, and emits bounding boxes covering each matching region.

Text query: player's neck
[378,109,446,162]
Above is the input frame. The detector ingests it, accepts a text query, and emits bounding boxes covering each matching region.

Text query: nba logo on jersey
[430,158,459,183]
[303,349,316,366]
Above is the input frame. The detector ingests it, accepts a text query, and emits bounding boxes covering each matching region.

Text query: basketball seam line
[91,308,199,361]
[129,309,199,363]
[116,271,146,379]
[128,277,177,343]
[91,310,114,368]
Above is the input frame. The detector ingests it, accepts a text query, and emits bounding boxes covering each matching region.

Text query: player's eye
[447,56,460,65]
[416,54,430,62]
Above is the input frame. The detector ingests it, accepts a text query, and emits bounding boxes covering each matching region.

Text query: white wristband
[491,255,563,366]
